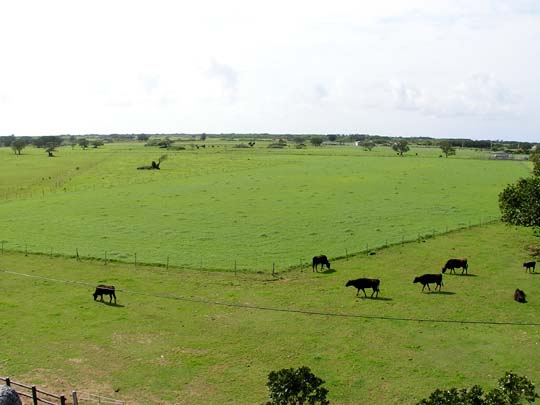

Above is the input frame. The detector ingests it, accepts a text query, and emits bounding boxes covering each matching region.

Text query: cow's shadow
[356,296,392,301]
[97,301,125,308]
[446,273,478,277]
[320,269,336,274]
[426,291,456,295]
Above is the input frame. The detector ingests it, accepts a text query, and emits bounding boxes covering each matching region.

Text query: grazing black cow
[514,288,527,303]
[345,278,380,298]
[442,258,468,275]
[523,261,536,273]
[414,274,443,292]
[312,255,330,272]
[93,285,117,303]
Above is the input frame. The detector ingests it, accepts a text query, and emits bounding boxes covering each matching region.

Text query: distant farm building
[490,152,510,160]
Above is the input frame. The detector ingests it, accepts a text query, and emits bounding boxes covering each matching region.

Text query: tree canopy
[499,176,540,227]
[392,139,410,156]
[267,366,329,405]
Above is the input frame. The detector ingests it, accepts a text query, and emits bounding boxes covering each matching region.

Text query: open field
[0,142,531,271]
[1,223,539,403]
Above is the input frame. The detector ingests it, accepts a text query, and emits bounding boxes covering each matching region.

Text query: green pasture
[0,142,531,270]
[0,223,539,403]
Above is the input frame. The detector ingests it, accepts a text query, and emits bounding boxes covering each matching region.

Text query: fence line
[0,217,500,274]
[1,376,67,405]
[1,377,125,405]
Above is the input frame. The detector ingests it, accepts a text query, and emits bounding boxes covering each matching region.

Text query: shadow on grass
[97,301,125,308]
[355,296,393,301]
[445,273,478,277]
[320,269,336,274]
[426,291,456,295]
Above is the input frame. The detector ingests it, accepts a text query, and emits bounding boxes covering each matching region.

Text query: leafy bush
[266,366,329,404]
[417,371,539,404]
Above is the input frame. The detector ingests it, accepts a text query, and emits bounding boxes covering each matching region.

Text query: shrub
[266,366,329,404]
[417,371,539,404]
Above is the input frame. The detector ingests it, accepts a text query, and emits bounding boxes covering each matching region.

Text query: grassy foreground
[0,143,530,270]
[1,222,539,404]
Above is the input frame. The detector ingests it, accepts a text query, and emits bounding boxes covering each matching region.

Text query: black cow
[514,288,527,303]
[523,261,536,273]
[414,274,443,292]
[345,278,380,298]
[442,258,468,275]
[93,285,117,303]
[312,255,330,272]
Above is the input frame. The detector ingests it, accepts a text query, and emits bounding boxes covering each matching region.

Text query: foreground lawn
[1,223,539,403]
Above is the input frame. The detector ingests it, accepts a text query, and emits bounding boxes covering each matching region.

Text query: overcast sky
[1,0,539,141]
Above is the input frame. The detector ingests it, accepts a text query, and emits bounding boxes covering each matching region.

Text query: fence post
[31,385,38,405]
[345,248,348,260]
[5,377,10,386]
[272,262,275,277]
[134,253,137,268]
[76,248,80,261]
[166,256,169,271]
[72,391,79,405]
[60,394,66,405]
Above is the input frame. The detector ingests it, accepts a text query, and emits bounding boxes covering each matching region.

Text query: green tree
[137,134,150,142]
[439,141,456,158]
[267,366,329,405]
[78,138,89,149]
[418,372,539,405]
[362,139,375,151]
[91,139,104,148]
[499,177,540,227]
[310,137,324,147]
[392,139,410,156]
[327,134,337,142]
[11,138,27,155]
[530,150,540,177]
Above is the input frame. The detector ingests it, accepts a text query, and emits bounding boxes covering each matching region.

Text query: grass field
[0,142,531,271]
[1,222,539,404]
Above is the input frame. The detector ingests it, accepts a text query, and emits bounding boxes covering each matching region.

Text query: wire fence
[0,216,500,275]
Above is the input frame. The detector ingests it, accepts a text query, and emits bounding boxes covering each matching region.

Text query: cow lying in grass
[514,288,526,303]
[413,274,443,292]
[345,278,380,298]
[93,285,117,303]
[523,261,536,273]
[442,258,468,275]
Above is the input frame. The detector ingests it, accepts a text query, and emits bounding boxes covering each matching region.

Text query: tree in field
[200,133,207,141]
[78,138,89,149]
[137,134,150,142]
[266,366,329,405]
[310,137,324,147]
[499,176,540,227]
[91,139,104,148]
[417,371,539,405]
[392,139,409,156]
[11,138,27,155]
[327,134,337,142]
[439,140,456,158]
[362,139,375,151]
